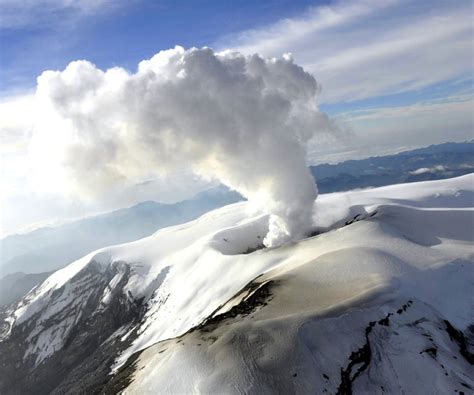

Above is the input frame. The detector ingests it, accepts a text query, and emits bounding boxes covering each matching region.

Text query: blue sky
[1,0,322,93]
[1,0,472,116]
[0,0,473,235]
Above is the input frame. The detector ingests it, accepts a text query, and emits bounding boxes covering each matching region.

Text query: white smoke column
[32,46,335,247]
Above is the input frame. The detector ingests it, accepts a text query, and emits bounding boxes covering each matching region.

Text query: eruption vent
[32,46,334,247]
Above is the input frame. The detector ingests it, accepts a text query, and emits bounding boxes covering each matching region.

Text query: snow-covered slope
[1,175,473,394]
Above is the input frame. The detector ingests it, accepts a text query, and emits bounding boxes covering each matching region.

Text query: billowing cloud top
[32,46,334,247]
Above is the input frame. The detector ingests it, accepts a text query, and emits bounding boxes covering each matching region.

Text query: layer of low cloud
[30,47,335,246]
[410,166,447,176]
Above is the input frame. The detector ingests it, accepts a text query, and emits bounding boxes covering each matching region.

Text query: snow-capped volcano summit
[1,175,473,394]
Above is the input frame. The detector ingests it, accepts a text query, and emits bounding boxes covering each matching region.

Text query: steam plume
[32,46,334,247]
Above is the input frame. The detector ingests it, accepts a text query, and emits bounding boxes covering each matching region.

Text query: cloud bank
[31,46,334,247]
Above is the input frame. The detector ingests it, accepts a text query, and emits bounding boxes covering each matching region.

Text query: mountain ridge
[2,141,472,280]
[0,175,472,394]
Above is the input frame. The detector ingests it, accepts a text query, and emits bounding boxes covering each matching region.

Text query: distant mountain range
[1,141,472,284]
[0,187,242,278]
[312,141,474,193]
[0,272,51,308]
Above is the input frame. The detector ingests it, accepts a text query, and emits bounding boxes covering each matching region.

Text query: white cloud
[224,0,398,57]
[0,94,36,153]
[221,0,473,103]
[338,94,474,122]
[410,166,447,176]
[0,93,214,237]
[28,47,336,246]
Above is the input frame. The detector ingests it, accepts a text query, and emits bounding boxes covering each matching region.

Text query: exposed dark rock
[345,214,362,226]
[337,330,372,395]
[378,313,392,326]
[336,301,413,395]
[100,349,142,395]
[243,244,265,254]
[101,274,276,393]
[194,279,275,333]
[0,261,146,395]
[444,320,474,365]
[420,347,438,358]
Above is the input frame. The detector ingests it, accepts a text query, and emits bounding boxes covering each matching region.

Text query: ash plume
[32,46,335,247]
